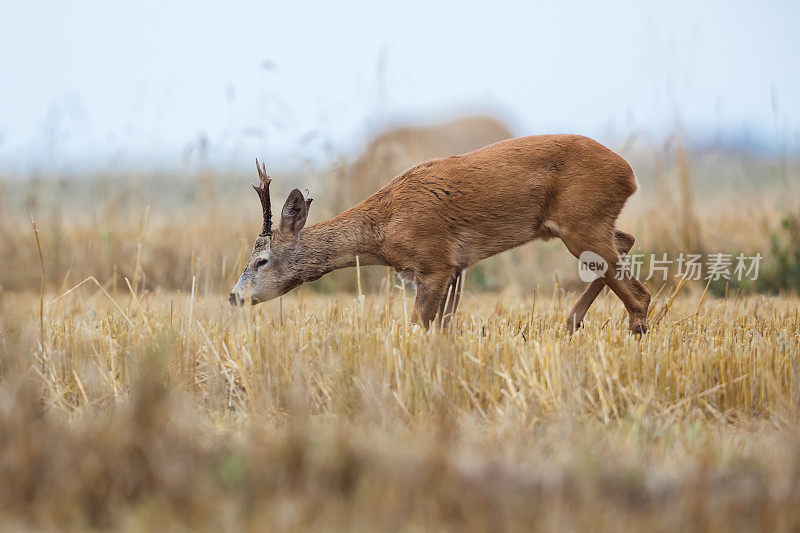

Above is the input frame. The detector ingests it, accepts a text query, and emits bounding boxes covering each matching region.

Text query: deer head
[229,159,313,305]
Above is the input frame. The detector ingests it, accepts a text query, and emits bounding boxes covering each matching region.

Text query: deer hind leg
[436,269,465,329]
[410,271,452,330]
[561,228,650,334]
[566,229,635,332]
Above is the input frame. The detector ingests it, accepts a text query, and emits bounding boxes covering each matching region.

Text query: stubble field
[1,285,799,530]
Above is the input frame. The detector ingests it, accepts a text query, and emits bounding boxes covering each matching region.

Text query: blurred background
[1,0,799,295]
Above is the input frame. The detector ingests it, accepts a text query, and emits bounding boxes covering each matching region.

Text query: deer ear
[280,188,312,234]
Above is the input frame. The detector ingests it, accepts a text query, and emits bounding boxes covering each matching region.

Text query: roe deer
[229,135,650,334]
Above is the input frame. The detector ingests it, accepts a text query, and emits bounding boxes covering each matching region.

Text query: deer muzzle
[228,291,261,306]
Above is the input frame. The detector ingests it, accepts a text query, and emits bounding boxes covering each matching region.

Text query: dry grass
[1,285,799,530]
[9,288,799,419]
[1,128,799,529]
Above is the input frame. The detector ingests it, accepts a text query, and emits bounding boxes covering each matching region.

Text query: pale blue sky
[1,0,798,174]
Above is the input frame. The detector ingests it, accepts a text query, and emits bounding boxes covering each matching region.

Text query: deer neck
[293,207,385,282]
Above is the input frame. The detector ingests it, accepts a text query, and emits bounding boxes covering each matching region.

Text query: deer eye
[254,258,269,269]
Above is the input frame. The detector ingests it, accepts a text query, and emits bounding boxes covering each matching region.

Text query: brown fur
[231,135,650,334]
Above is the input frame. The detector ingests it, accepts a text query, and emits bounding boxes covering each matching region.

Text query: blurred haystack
[335,115,513,209]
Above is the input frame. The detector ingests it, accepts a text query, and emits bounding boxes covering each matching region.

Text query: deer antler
[253,158,273,236]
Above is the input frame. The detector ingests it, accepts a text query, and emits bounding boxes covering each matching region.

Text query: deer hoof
[629,321,648,335]
[565,316,584,333]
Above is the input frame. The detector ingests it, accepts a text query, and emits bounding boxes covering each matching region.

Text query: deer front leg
[410,271,451,329]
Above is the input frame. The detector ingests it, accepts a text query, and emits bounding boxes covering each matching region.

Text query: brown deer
[230,135,650,334]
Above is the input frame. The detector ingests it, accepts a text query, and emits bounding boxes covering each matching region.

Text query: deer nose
[228,292,241,306]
